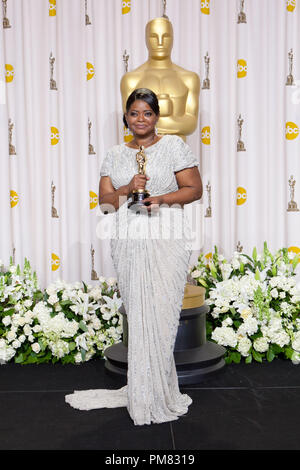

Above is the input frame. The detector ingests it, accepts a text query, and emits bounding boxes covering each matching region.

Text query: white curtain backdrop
[1,0,299,288]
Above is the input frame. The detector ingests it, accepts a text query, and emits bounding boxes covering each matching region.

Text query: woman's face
[125,99,159,137]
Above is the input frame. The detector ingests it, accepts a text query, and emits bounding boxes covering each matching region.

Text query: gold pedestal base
[182,283,205,310]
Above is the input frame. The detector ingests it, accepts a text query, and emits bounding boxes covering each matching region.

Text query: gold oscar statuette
[128,146,150,210]
[120,16,200,141]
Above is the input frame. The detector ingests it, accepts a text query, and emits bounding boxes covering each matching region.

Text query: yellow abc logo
[286,0,296,12]
[237,187,247,205]
[237,59,247,78]
[87,62,95,80]
[10,190,19,208]
[124,126,133,143]
[89,191,98,209]
[201,126,210,145]
[49,0,56,16]
[51,253,60,271]
[5,64,14,83]
[288,246,300,263]
[285,122,299,140]
[122,1,131,14]
[50,126,59,145]
[200,0,210,14]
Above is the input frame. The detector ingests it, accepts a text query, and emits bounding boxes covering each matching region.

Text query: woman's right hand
[127,174,150,195]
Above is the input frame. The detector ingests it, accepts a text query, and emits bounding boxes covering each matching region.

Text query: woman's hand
[127,174,150,195]
[143,195,164,213]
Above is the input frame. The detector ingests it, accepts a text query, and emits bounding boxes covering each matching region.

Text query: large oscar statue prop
[104,15,225,385]
[120,16,200,141]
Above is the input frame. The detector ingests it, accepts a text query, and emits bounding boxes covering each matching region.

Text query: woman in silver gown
[66,88,203,426]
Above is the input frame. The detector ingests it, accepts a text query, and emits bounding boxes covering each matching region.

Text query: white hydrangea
[253,336,269,353]
[48,339,69,358]
[237,316,258,337]
[222,317,233,327]
[211,326,238,348]
[0,341,16,363]
[237,337,252,356]
[292,331,300,352]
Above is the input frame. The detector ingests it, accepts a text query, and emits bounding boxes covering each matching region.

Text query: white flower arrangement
[190,243,300,364]
[0,259,123,365]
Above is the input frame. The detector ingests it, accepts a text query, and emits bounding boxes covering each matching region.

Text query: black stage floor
[0,358,300,451]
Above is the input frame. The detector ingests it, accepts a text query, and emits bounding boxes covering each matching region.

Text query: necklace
[130,133,158,149]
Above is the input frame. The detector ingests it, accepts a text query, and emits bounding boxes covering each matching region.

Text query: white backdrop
[1,0,299,288]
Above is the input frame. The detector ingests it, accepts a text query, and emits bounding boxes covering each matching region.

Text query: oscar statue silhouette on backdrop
[120,16,200,141]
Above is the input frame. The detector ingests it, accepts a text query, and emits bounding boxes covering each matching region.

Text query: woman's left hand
[143,195,164,213]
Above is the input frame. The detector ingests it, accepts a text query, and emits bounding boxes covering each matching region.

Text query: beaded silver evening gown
[65,135,200,425]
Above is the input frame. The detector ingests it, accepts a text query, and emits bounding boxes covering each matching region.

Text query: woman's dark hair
[123,88,160,128]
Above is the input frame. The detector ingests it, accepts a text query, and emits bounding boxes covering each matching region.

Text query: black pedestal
[104,304,226,385]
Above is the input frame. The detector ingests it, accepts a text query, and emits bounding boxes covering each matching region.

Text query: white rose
[6,330,16,342]
[12,339,21,349]
[2,316,11,326]
[18,335,26,343]
[48,294,59,305]
[102,311,112,321]
[23,324,32,336]
[270,288,279,298]
[24,299,33,308]
[16,317,26,327]
[32,325,42,333]
[191,270,202,279]
[31,343,41,354]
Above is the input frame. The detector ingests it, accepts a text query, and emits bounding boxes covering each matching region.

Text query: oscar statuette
[128,146,150,210]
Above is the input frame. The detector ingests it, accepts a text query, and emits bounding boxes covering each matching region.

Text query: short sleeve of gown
[172,136,200,173]
[99,150,112,177]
